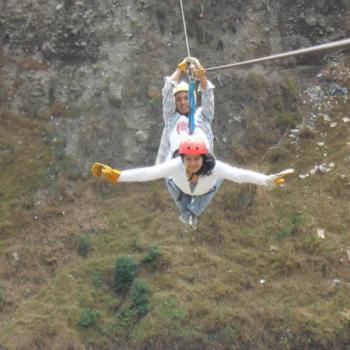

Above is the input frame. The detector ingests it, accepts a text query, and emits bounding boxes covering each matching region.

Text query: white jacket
[120,157,268,196]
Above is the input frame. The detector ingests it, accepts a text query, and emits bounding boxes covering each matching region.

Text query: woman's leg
[165,177,192,216]
[187,179,224,217]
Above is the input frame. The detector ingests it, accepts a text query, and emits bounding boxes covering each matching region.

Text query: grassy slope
[1,62,350,350]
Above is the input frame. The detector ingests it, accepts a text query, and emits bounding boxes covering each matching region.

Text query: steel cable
[179,0,191,57]
[205,38,350,72]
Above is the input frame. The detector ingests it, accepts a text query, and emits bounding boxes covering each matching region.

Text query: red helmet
[179,136,208,155]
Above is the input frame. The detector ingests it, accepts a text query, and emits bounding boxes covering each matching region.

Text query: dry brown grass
[17,57,49,71]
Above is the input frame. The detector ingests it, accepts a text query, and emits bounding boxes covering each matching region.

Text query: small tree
[113,256,137,294]
[74,234,92,257]
[130,279,150,316]
[142,245,161,265]
[79,307,101,328]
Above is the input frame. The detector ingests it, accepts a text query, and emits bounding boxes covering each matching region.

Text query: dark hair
[173,149,216,181]
[199,153,216,176]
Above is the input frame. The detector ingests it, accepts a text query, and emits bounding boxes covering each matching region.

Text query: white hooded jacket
[120,157,269,196]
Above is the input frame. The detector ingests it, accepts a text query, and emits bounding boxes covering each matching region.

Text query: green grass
[0,115,55,238]
[2,173,350,349]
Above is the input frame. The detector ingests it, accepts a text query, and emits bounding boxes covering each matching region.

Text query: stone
[108,82,122,108]
[12,252,19,261]
[147,86,161,99]
[305,15,317,26]
[317,228,325,239]
[326,27,335,33]
[135,130,148,143]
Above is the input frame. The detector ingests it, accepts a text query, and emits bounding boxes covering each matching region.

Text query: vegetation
[130,279,151,316]
[275,111,301,130]
[141,244,161,266]
[79,307,101,328]
[74,234,92,257]
[113,256,137,294]
[1,59,350,349]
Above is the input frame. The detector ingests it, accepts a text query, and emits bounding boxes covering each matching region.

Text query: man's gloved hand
[194,64,206,77]
[266,169,294,189]
[91,162,121,184]
[188,57,201,67]
[188,57,206,77]
[177,57,190,72]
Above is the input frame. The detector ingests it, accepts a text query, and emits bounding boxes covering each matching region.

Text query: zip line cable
[179,0,191,57]
[205,38,350,72]
[174,4,350,177]
[179,0,197,135]
[177,1,350,71]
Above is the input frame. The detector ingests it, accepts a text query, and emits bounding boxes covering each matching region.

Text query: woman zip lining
[92,57,294,230]
[91,1,350,230]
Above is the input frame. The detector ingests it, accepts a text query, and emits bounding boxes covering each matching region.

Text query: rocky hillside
[1,0,349,169]
[0,1,350,349]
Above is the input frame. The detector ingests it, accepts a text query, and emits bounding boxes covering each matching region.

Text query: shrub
[130,279,150,316]
[276,229,291,240]
[290,213,302,235]
[79,307,101,328]
[298,126,316,139]
[74,234,92,257]
[89,268,103,288]
[113,256,137,294]
[117,307,136,327]
[246,72,268,92]
[142,245,161,265]
[276,213,302,240]
[283,78,299,99]
[276,112,300,130]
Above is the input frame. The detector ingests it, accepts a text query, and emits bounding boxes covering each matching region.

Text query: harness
[167,177,218,202]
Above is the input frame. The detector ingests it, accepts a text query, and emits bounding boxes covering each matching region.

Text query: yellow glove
[91,162,105,177]
[267,169,294,188]
[188,57,206,77]
[194,64,206,77]
[91,162,121,184]
[188,57,201,66]
[177,57,190,72]
[102,166,121,184]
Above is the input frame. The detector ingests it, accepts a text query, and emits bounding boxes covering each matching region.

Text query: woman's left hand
[267,169,294,188]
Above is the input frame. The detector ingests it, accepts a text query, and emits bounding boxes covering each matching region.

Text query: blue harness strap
[188,79,196,134]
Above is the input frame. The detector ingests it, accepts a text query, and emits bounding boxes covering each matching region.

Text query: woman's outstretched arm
[92,158,181,184]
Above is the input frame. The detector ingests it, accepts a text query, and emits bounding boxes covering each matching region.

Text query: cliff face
[1,0,349,172]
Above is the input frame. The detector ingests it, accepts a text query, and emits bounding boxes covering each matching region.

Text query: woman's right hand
[92,162,121,184]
